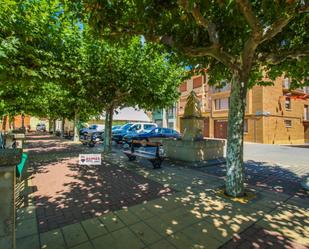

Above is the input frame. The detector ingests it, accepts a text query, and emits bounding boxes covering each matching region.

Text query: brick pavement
[16,134,309,249]
[25,135,173,233]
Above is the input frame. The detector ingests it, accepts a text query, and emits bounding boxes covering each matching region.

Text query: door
[214,120,228,139]
[203,118,209,137]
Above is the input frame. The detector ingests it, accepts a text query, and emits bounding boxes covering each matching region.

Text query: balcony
[282,79,309,94]
[209,82,231,93]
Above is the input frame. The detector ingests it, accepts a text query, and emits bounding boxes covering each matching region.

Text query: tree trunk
[48,119,53,133]
[73,112,79,142]
[9,116,14,130]
[53,119,56,134]
[225,74,247,197]
[2,115,7,131]
[21,113,25,129]
[103,106,114,152]
[61,117,65,137]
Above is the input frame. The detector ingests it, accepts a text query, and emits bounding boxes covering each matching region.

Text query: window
[144,124,156,130]
[284,120,292,128]
[211,81,231,93]
[244,119,248,133]
[129,124,141,131]
[193,76,203,88]
[163,128,172,134]
[214,98,229,110]
[285,97,291,110]
[151,128,161,134]
[304,105,309,121]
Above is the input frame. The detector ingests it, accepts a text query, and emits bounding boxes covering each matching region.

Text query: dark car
[123,127,180,144]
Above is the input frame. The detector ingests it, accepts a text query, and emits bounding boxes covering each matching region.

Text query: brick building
[0,115,31,131]
[177,75,309,144]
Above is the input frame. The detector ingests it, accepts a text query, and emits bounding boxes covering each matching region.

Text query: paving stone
[256,208,309,246]
[130,221,163,245]
[16,206,36,221]
[81,218,108,240]
[115,208,141,225]
[62,223,89,248]
[148,239,176,249]
[186,221,231,244]
[181,224,223,249]
[16,234,40,249]
[91,234,115,249]
[98,213,126,232]
[16,218,38,239]
[111,227,145,249]
[167,231,203,249]
[129,204,155,220]
[158,211,200,233]
[71,241,94,249]
[144,216,175,237]
[40,228,66,249]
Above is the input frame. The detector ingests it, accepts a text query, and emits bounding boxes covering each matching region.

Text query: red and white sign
[79,154,101,165]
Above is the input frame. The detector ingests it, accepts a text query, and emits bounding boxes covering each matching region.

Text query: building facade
[152,105,177,129]
[177,75,309,144]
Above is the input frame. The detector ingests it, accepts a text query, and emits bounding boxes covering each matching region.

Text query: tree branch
[261,14,293,42]
[178,0,219,45]
[183,46,239,71]
[259,50,309,65]
[236,0,262,34]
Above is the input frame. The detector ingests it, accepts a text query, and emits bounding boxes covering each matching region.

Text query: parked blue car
[123,127,180,144]
[112,123,134,143]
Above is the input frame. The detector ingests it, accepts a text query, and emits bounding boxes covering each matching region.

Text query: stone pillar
[0,149,22,249]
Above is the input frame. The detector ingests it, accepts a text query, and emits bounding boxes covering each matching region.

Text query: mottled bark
[73,112,79,142]
[103,106,114,153]
[225,74,247,197]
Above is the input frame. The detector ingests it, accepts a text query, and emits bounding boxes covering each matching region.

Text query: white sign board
[79,154,101,165]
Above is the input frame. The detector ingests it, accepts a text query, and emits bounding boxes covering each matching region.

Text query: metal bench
[123,140,164,169]
[80,132,103,147]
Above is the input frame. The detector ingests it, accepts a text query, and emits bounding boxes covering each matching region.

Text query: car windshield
[89,125,97,129]
[120,123,133,130]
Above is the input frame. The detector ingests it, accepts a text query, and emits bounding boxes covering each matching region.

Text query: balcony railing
[209,83,231,93]
[282,79,309,93]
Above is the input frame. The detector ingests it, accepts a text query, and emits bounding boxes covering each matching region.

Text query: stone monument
[162,91,225,162]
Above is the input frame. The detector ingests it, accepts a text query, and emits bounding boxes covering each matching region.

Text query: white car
[80,124,105,135]
[126,123,158,134]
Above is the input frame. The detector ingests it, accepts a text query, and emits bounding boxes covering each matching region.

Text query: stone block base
[162,138,225,162]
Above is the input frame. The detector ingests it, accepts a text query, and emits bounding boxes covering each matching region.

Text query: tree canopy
[83,0,309,196]
[0,0,186,145]
[83,36,185,150]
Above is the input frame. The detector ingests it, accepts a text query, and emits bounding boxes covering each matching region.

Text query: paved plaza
[16,135,309,249]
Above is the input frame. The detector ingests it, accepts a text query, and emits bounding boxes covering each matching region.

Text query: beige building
[177,75,309,144]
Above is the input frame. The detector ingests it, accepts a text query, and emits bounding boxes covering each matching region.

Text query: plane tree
[83,37,185,152]
[84,0,309,196]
